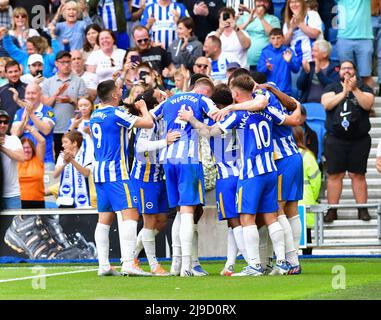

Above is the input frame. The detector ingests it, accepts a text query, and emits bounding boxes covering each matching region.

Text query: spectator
[18,126,46,208]
[226,62,241,81]
[317,0,336,40]
[171,66,190,94]
[0,0,11,29]
[238,0,281,72]
[0,25,19,59]
[336,0,374,89]
[67,96,93,146]
[132,25,176,79]
[292,125,321,255]
[297,39,340,103]
[117,48,141,95]
[11,82,56,170]
[70,50,98,101]
[123,82,145,104]
[86,29,126,85]
[141,0,189,49]
[0,56,9,86]
[168,17,203,70]
[41,50,87,161]
[136,62,165,91]
[193,56,211,76]
[9,0,50,32]
[1,26,60,78]
[88,0,132,49]
[0,109,24,209]
[283,0,323,63]
[54,130,93,208]
[209,7,251,69]
[203,35,237,83]
[50,1,92,51]
[179,0,225,43]
[321,60,374,222]
[80,23,101,63]
[257,28,301,96]
[372,0,381,96]
[20,54,45,86]
[0,60,26,127]
[9,7,39,50]
[300,105,319,161]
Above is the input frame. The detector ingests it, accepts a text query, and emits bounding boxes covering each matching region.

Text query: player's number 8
[92,123,102,149]
[250,121,271,149]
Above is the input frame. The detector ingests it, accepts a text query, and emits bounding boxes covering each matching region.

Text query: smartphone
[36,70,43,77]
[130,55,140,64]
[74,110,81,118]
[223,12,230,21]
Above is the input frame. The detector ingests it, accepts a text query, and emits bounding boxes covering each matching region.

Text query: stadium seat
[272,0,286,21]
[327,28,339,63]
[303,102,327,164]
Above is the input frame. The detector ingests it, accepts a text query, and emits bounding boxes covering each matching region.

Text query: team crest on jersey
[146,202,153,210]
[133,196,138,204]
[47,111,54,118]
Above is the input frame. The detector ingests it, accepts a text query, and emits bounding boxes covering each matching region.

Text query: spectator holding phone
[116,48,141,94]
[257,28,301,95]
[20,54,44,86]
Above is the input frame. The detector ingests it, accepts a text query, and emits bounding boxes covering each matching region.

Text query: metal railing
[307,203,381,248]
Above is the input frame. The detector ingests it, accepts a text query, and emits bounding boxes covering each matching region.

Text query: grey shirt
[42,73,87,133]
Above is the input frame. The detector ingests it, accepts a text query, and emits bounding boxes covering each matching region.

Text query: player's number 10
[250,121,271,149]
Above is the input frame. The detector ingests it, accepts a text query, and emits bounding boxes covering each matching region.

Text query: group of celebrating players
[90,67,304,277]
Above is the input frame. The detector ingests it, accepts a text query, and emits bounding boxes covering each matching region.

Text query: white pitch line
[0,268,99,284]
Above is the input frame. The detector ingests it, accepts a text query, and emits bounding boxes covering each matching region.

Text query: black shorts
[324,134,371,174]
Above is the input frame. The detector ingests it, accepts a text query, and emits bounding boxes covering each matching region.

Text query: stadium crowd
[0,0,379,276]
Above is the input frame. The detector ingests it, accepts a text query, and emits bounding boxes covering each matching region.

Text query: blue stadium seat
[328,28,339,62]
[272,0,286,21]
[303,102,326,164]
[327,28,338,43]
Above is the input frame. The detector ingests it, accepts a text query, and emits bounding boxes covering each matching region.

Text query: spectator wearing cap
[297,39,340,103]
[20,54,44,86]
[257,28,301,96]
[226,62,241,81]
[193,56,211,76]
[203,35,238,83]
[41,51,87,161]
[1,23,60,78]
[0,109,24,209]
[208,7,251,69]
[11,82,56,171]
[0,60,26,128]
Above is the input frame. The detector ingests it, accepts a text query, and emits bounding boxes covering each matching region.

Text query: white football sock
[277,215,296,254]
[116,212,126,264]
[233,225,248,263]
[120,219,138,267]
[268,221,286,262]
[171,212,181,267]
[94,223,111,270]
[142,228,158,270]
[225,227,238,268]
[242,225,261,267]
[288,215,302,252]
[266,225,274,265]
[135,228,159,259]
[258,226,269,269]
[179,213,194,271]
[192,224,200,267]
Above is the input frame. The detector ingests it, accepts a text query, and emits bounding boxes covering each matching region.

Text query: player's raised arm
[272,98,302,127]
[212,94,268,122]
[260,83,297,111]
[132,100,154,129]
[178,108,222,138]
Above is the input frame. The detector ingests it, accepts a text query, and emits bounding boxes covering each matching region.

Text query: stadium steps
[316,97,381,255]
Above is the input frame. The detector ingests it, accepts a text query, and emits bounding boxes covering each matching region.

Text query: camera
[223,12,230,21]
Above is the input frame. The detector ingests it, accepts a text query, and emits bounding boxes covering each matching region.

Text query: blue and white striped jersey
[204,118,241,180]
[132,0,156,9]
[90,105,137,183]
[131,120,165,182]
[151,93,218,164]
[255,85,300,160]
[99,0,118,31]
[141,1,189,49]
[209,52,234,83]
[218,107,283,180]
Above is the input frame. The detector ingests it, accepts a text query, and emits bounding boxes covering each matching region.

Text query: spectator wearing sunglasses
[193,56,211,76]
[132,25,176,81]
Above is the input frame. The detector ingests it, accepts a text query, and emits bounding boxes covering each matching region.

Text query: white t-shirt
[283,10,323,62]
[86,48,126,84]
[20,74,44,87]
[9,28,40,47]
[1,135,22,198]
[208,30,250,69]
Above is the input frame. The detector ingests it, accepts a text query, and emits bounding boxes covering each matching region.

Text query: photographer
[20,54,44,86]
[136,63,165,91]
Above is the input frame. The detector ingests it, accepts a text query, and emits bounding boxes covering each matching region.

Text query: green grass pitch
[0,259,380,300]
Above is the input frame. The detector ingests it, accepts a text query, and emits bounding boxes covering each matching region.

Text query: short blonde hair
[63,1,80,20]
[12,7,29,30]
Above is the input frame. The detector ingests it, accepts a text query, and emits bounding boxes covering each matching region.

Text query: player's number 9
[92,123,102,149]
[250,121,271,149]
